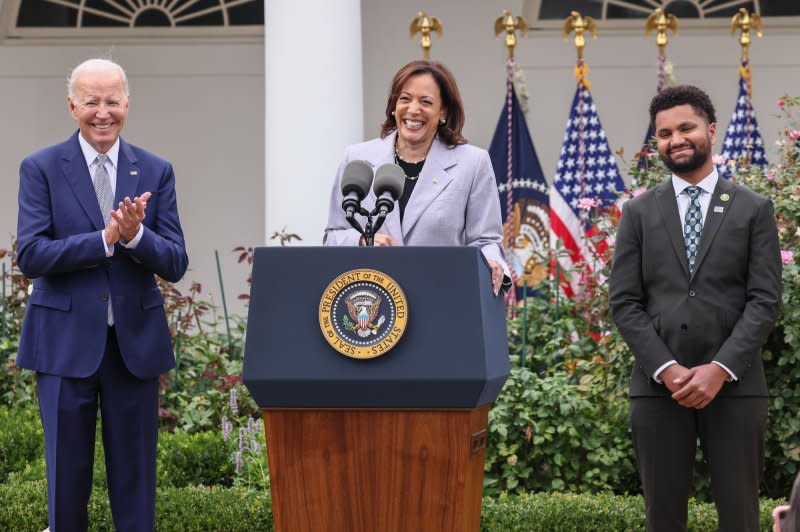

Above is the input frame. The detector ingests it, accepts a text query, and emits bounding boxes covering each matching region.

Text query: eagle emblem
[344,290,386,338]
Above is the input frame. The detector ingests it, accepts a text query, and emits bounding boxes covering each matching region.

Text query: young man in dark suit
[609,85,781,532]
[16,58,188,531]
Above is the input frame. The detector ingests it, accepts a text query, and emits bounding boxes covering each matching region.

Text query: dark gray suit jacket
[609,177,781,397]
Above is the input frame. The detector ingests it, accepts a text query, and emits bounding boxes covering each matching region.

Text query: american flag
[719,69,768,179]
[550,83,625,296]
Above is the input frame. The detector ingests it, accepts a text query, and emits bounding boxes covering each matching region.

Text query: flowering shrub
[726,95,800,496]
[0,239,35,406]
[221,388,269,492]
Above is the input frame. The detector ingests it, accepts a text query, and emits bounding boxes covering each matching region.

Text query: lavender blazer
[323,132,507,269]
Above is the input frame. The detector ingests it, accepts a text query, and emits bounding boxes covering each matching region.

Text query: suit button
[101,294,109,301]
[689,290,696,297]
[680,324,688,331]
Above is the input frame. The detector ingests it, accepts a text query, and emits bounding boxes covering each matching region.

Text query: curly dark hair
[380,60,467,147]
[649,85,716,128]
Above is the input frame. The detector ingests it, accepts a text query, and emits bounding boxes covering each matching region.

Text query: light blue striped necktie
[93,154,114,324]
[93,154,113,224]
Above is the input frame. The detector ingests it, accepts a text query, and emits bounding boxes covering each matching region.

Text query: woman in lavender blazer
[324,60,509,294]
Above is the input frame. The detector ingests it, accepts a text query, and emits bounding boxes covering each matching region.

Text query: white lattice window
[524,0,799,30]
[2,0,263,38]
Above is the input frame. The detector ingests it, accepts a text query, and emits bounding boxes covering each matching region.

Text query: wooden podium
[243,247,509,532]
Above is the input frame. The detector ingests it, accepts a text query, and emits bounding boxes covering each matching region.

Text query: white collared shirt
[672,168,718,229]
[78,132,120,197]
[77,133,143,256]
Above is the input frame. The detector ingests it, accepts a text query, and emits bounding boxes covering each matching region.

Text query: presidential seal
[319,269,408,359]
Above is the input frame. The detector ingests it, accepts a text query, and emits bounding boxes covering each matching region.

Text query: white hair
[67,58,130,99]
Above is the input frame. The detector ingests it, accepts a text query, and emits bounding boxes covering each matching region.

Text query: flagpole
[639,9,678,170]
[494,10,528,312]
[732,8,763,167]
[719,9,767,179]
[646,7,678,94]
[564,11,596,296]
[410,11,442,59]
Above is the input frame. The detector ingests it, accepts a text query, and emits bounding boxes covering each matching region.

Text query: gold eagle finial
[731,8,763,60]
[494,9,528,60]
[645,8,678,55]
[409,11,443,59]
[563,11,597,61]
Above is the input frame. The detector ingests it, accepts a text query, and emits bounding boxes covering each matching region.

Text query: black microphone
[340,160,374,218]
[372,163,406,218]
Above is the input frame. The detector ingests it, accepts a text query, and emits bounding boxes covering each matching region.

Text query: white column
[265,0,364,245]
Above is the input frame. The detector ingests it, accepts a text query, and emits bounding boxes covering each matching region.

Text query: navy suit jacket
[16,131,188,379]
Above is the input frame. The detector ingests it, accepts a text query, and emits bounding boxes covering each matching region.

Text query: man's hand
[671,363,728,409]
[111,191,151,242]
[104,218,121,247]
[772,505,790,532]
[658,363,692,394]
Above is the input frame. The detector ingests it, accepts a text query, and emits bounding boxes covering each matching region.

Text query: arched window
[3,0,263,38]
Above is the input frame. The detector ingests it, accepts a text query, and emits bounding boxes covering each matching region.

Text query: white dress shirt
[78,133,144,325]
[77,133,144,255]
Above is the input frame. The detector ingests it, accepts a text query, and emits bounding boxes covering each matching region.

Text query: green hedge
[157,430,235,488]
[1,407,234,488]
[0,481,272,531]
[0,482,782,532]
[481,492,781,532]
[0,406,42,483]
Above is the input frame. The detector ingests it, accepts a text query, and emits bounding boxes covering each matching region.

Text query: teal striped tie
[683,186,703,274]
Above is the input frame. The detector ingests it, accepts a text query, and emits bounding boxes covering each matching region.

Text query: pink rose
[777,98,786,109]
[790,130,800,141]
[779,226,786,234]
[781,250,794,266]
[633,187,647,198]
[712,154,726,166]
[796,228,800,237]
[577,197,599,211]
[766,171,775,181]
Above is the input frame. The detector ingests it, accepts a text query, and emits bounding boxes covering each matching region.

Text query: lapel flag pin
[719,193,730,202]
[714,206,724,213]
[130,170,138,176]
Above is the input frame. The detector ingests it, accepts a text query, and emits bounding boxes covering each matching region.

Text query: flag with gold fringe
[489,61,549,302]
[719,60,768,178]
[549,63,625,297]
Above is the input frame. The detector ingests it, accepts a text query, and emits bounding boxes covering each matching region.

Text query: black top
[395,158,425,221]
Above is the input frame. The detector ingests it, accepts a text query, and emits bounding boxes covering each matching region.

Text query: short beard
[660,143,709,174]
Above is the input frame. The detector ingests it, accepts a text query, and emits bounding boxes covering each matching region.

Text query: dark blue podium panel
[243,246,509,408]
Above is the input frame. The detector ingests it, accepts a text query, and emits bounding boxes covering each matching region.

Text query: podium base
[263,406,489,532]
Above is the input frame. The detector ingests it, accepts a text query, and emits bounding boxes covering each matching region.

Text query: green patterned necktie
[683,186,703,274]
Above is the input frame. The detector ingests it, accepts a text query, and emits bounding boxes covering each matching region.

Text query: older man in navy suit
[16,58,188,531]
